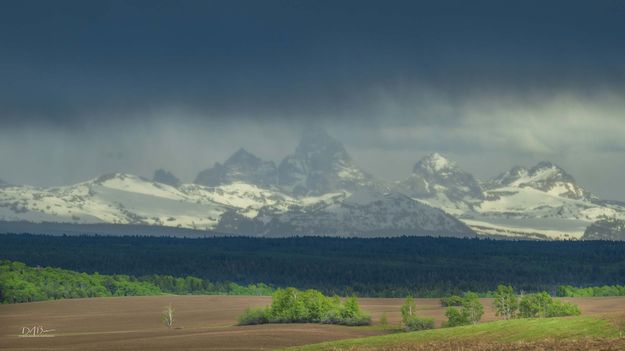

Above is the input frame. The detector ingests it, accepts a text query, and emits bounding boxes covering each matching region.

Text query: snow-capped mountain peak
[398,153,484,209]
[278,128,382,196]
[416,152,455,173]
[490,161,591,201]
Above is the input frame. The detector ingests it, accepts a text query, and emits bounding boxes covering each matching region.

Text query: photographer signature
[19,325,55,337]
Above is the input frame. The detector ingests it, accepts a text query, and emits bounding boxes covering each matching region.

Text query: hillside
[285,316,624,351]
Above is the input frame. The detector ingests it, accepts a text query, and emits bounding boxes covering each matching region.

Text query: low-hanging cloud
[1,0,624,199]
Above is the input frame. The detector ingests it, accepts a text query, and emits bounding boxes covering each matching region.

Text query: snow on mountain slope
[0,173,228,229]
[397,153,485,214]
[2,130,623,240]
[486,162,592,200]
[402,158,625,239]
[217,189,474,237]
[0,173,298,230]
[0,170,472,237]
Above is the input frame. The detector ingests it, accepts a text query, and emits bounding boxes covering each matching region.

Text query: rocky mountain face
[278,128,383,196]
[396,153,484,212]
[393,154,625,239]
[1,129,624,240]
[0,171,470,237]
[582,218,625,240]
[217,190,474,237]
[152,169,181,187]
[195,148,278,188]
[487,161,592,201]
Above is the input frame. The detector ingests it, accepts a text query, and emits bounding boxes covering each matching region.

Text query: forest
[1,234,625,297]
[0,260,273,303]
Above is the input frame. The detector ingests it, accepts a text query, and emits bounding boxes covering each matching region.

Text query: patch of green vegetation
[400,296,434,331]
[238,287,371,326]
[284,316,619,351]
[0,260,274,303]
[557,284,625,297]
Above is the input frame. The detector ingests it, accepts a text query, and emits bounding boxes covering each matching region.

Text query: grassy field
[285,316,623,350]
[1,296,625,350]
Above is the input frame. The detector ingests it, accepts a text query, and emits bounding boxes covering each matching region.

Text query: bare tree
[162,304,175,328]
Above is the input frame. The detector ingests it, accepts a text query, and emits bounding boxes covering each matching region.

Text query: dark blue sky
[2,0,624,124]
[1,0,624,199]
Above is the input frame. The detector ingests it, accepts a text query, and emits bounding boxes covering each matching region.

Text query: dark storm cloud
[2,0,625,126]
[1,0,625,200]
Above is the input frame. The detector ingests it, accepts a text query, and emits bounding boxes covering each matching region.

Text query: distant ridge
[0,129,624,240]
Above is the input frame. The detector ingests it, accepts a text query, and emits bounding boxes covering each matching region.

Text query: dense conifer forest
[1,234,625,297]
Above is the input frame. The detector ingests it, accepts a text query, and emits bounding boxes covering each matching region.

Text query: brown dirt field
[1,296,625,351]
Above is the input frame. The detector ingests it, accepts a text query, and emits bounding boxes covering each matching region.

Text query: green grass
[284,316,619,350]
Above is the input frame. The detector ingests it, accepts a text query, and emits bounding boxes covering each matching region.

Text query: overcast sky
[1,0,625,200]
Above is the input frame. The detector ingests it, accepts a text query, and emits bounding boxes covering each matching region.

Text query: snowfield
[1,131,623,239]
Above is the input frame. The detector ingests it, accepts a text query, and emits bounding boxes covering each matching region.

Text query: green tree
[444,293,484,327]
[379,312,388,327]
[445,306,469,327]
[401,295,434,331]
[519,291,581,318]
[462,292,484,325]
[400,295,417,321]
[519,292,552,318]
[493,284,518,319]
[341,296,361,319]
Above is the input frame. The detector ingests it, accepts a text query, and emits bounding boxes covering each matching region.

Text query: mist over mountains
[1,129,624,240]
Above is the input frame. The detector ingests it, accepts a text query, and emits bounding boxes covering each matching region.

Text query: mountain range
[1,129,624,240]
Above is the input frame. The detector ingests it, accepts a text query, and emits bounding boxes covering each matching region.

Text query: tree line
[2,234,625,297]
[0,260,273,303]
[401,284,580,332]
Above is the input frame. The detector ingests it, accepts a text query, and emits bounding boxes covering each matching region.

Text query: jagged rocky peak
[152,169,181,187]
[400,153,484,200]
[487,166,529,188]
[490,161,591,200]
[414,152,456,173]
[278,127,380,196]
[194,148,278,188]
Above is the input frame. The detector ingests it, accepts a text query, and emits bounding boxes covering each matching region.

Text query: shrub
[444,292,484,327]
[545,300,581,317]
[519,292,552,318]
[238,288,371,326]
[379,312,388,327]
[519,291,581,318]
[440,295,463,307]
[445,306,469,327]
[403,316,435,331]
[237,307,269,325]
[400,295,434,331]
